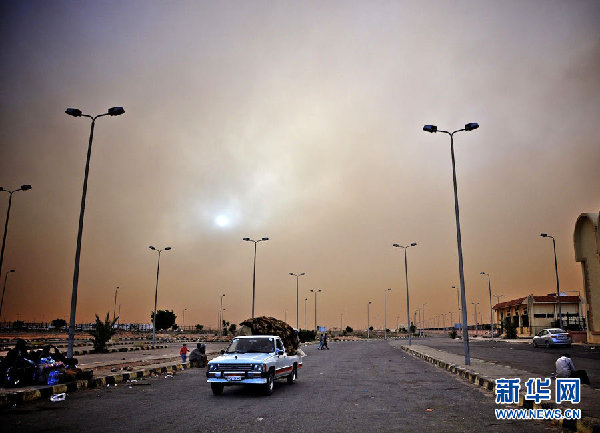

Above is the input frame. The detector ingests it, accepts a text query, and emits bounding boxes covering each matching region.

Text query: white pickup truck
[206,335,302,395]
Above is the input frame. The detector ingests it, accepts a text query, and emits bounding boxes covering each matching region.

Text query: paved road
[414,336,600,388]
[2,340,561,433]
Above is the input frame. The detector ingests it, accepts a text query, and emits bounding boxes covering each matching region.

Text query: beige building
[493,294,583,336]
[574,211,600,344]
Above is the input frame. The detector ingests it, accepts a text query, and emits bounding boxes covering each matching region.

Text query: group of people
[179,343,207,368]
[317,332,329,350]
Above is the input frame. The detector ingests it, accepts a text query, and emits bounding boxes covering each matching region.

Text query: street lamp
[65,105,125,359]
[149,245,171,345]
[243,237,269,318]
[113,286,120,323]
[0,185,31,310]
[423,122,478,365]
[393,242,417,345]
[540,233,562,329]
[367,301,372,339]
[183,308,187,330]
[289,272,306,329]
[220,293,225,337]
[472,302,479,336]
[384,288,391,340]
[310,289,322,332]
[304,297,308,330]
[452,285,461,329]
[480,272,494,340]
[0,269,15,321]
[421,303,427,337]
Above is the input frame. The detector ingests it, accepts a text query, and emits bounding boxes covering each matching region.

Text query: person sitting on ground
[555,353,590,385]
[189,343,207,368]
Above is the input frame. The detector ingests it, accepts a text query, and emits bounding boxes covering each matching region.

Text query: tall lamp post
[310,289,322,332]
[0,185,31,302]
[384,288,391,340]
[243,237,269,318]
[65,106,125,358]
[452,285,461,329]
[0,269,15,321]
[149,245,171,345]
[367,301,372,339]
[540,233,562,328]
[472,302,479,336]
[183,308,187,330]
[393,242,417,345]
[289,272,305,329]
[421,303,427,337]
[220,293,225,337]
[480,272,494,340]
[113,286,120,323]
[304,297,308,330]
[423,122,479,365]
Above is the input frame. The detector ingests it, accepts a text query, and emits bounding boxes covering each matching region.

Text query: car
[532,328,572,348]
[206,335,303,395]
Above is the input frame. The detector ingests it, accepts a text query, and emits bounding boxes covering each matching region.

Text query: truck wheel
[211,383,224,396]
[287,366,297,384]
[263,371,274,395]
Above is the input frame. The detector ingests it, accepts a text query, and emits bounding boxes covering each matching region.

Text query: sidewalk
[0,349,221,409]
[389,340,600,433]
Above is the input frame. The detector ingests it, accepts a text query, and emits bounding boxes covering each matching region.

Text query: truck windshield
[226,338,275,354]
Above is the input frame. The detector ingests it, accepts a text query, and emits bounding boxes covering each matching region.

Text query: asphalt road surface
[2,340,562,433]
[415,337,600,388]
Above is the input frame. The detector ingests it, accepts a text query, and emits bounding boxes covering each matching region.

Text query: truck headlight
[208,364,218,371]
[252,364,262,371]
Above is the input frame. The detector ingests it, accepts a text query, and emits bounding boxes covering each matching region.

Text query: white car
[532,328,572,348]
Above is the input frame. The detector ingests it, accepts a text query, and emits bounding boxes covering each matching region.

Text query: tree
[90,313,118,353]
[150,310,176,331]
[228,323,237,333]
[195,324,204,331]
[410,323,416,335]
[51,318,67,328]
[298,329,316,342]
[345,325,353,333]
[369,326,373,331]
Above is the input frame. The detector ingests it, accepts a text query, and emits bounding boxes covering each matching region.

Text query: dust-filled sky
[0,0,599,331]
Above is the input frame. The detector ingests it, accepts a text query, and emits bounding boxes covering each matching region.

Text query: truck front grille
[215,363,253,372]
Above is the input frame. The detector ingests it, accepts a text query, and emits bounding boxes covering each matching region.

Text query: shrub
[449,328,457,339]
[345,326,353,333]
[298,329,316,342]
[90,313,117,353]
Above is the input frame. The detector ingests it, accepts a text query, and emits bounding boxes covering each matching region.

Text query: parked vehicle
[206,335,302,395]
[532,328,572,348]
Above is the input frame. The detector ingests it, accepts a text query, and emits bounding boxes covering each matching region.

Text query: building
[574,211,600,344]
[493,293,583,336]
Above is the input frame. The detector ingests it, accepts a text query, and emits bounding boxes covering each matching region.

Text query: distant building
[574,211,600,344]
[493,293,583,336]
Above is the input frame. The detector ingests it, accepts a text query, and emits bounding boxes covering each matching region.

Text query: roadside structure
[493,294,582,337]
[574,211,600,344]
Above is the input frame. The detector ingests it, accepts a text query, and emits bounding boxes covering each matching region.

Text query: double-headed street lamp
[540,233,562,329]
[0,269,15,321]
[289,272,306,329]
[149,245,171,345]
[393,242,417,345]
[384,288,392,340]
[480,272,494,340]
[310,289,322,332]
[65,106,125,358]
[0,185,31,302]
[243,237,269,318]
[423,122,479,365]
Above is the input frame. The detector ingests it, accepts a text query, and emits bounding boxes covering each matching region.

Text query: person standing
[180,343,189,362]
[555,353,590,385]
[317,333,323,350]
[323,332,329,350]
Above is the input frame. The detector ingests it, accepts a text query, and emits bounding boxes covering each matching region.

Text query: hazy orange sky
[0,1,598,331]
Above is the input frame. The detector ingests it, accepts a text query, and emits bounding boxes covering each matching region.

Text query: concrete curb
[0,360,190,409]
[71,344,168,356]
[399,345,600,433]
